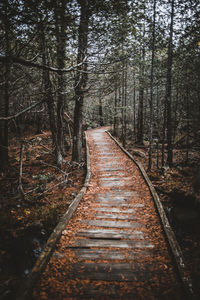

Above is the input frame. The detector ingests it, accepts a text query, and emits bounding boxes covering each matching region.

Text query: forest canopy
[0,0,199,169]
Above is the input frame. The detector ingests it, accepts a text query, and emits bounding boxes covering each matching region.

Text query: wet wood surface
[31,127,195,300]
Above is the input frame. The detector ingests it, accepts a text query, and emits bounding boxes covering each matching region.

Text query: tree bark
[0,0,10,170]
[113,79,118,136]
[55,0,67,156]
[148,0,156,171]
[137,43,145,144]
[166,0,175,167]
[39,20,63,166]
[99,96,104,126]
[72,0,89,162]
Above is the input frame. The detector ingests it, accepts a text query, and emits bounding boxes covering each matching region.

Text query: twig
[39,161,69,178]
[68,123,72,147]
[18,142,25,200]
[40,144,55,157]
[37,179,68,200]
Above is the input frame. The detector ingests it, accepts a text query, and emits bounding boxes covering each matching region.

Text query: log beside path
[19,127,195,300]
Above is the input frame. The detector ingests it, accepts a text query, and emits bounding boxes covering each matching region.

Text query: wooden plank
[101,181,129,187]
[63,282,144,299]
[74,249,126,260]
[74,248,149,260]
[77,228,144,239]
[96,207,135,213]
[100,177,131,181]
[98,167,124,171]
[95,213,135,220]
[95,203,144,208]
[82,220,142,229]
[69,239,154,249]
[68,262,156,282]
[97,199,127,203]
[98,191,135,197]
[99,172,126,177]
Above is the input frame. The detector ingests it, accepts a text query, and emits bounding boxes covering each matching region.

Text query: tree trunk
[123,64,127,147]
[0,0,10,170]
[133,74,136,140]
[148,0,156,171]
[55,0,67,156]
[113,80,118,136]
[99,96,104,126]
[72,0,89,162]
[166,0,174,167]
[137,44,145,144]
[185,70,189,163]
[39,20,63,167]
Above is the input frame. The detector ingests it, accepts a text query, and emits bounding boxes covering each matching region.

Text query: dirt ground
[0,131,85,299]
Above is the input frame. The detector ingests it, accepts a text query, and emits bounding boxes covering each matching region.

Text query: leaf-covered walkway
[33,128,187,299]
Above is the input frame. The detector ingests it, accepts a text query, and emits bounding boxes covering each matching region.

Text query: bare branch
[0,55,84,73]
[0,99,44,121]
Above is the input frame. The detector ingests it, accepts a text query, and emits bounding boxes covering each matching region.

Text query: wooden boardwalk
[31,128,191,299]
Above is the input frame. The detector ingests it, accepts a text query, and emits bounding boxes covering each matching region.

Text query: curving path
[33,128,186,299]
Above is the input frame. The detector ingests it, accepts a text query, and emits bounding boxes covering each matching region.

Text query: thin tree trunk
[185,70,189,163]
[55,0,66,156]
[18,142,25,200]
[166,0,175,167]
[113,80,118,136]
[162,102,167,167]
[137,43,145,144]
[133,74,136,140]
[99,96,104,126]
[121,64,125,145]
[123,64,127,147]
[148,0,156,171]
[39,20,62,166]
[72,1,89,162]
[0,0,10,170]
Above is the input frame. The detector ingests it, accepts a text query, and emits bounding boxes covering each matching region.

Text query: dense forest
[0,0,200,298]
[0,0,199,168]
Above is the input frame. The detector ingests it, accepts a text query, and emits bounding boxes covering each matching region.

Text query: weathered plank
[81,220,141,229]
[100,177,131,181]
[74,248,149,260]
[77,228,144,239]
[69,239,154,249]
[98,167,124,171]
[96,207,135,213]
[100,181,129,187]
[95,213,135,220]
[99,172,126,177]
[68,262,156,282]
[95,203,144,208]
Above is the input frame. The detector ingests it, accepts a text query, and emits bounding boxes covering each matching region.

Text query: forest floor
[1,128,200,299]
[120,136,200,296]
[0,130,86,299]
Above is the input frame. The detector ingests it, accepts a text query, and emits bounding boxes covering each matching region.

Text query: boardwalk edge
[16,131,91,300]
[106,131,196,300]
